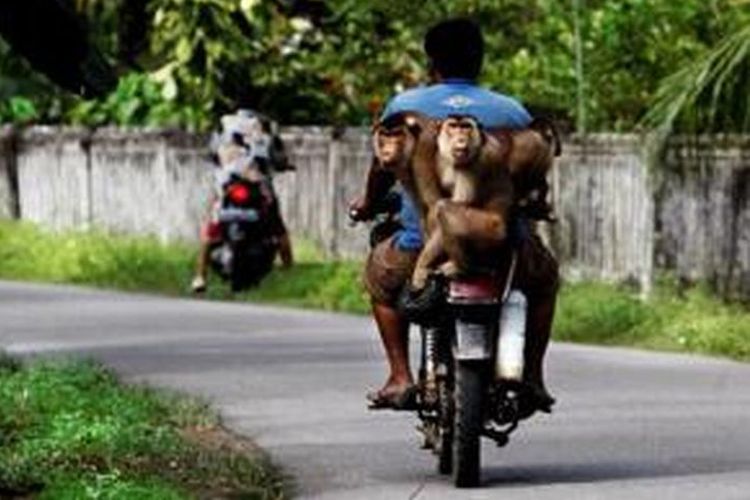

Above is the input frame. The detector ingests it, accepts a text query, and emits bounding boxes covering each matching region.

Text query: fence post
[326,134,342,256]
[0,125,20,219]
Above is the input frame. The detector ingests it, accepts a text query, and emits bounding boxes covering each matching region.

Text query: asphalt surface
[1,280,749,499]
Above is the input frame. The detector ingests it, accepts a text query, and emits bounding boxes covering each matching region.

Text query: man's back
[383,79,531,130]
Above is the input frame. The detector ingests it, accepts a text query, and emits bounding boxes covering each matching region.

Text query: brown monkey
[410,115,515,289]
[491,117,561,221]
[354,112,442,227]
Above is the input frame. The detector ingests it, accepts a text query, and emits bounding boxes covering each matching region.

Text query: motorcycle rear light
[227,183,251,205]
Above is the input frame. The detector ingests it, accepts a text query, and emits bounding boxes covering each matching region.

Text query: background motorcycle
[209,174,279,291]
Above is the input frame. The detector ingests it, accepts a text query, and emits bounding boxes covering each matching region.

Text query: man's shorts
[363,235,420,307]
[363,230,558,307]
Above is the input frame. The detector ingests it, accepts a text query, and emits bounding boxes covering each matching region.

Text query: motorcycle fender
[453,321,493,361]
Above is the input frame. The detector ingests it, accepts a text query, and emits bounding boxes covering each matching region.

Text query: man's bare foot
[366,381,417,410]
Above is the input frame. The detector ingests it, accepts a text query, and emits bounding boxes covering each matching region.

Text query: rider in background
[352,18,558,412]
[191,110,294,293]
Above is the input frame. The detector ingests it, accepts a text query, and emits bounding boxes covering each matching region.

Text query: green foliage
[66,73,207,129]
[1,0,748,130]
[0,357,285,498]
[0,97,39,123]
[643,23,750,133]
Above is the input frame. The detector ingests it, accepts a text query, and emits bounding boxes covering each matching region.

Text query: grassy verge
[0,220,369,313]
[555,279,750,361]
[0,353,286,499]
[0,219,748,361]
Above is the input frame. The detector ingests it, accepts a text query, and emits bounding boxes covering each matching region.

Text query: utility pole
[573,0,586,133]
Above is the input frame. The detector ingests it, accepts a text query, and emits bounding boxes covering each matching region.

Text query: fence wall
[1,126,749,298]
[655,138,750,299]
[551,135,654,290]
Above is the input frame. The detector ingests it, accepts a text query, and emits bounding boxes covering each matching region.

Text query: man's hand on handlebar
[348,196,374,223]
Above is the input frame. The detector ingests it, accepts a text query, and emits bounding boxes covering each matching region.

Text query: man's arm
[349,157,396,222]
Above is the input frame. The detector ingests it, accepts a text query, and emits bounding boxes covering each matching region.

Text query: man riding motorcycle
[191,109,294,293]
[350,18,558,414]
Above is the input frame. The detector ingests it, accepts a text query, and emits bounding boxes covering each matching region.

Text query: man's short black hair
[424,18,484,80]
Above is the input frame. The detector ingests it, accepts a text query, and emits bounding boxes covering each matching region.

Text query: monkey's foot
[410,269,431,291]
[438,261,460,278]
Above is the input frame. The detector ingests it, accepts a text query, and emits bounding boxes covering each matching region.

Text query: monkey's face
[373,126,414,170]
[437,116,482,167]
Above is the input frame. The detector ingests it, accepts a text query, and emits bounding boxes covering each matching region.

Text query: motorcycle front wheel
[453,361,484,488]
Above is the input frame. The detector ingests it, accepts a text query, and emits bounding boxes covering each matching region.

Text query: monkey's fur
[491,117,561,220]
[365,112,560,289]
[410,116,514,289]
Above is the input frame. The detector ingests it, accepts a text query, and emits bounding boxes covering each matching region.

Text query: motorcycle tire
[453,361,484,488]
[437,375,453,475]
[230,261,250,292]
[229,245,276,292]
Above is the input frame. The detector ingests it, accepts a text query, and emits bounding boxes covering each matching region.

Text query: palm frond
[642,24,750,134]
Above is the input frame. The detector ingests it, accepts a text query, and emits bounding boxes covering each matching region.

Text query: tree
[643,20,750,133]
[1,0,747,130]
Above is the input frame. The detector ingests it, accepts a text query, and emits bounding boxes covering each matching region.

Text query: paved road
[1,280,749,499]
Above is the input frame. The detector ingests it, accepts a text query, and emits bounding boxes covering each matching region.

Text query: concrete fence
[0,126,748,300]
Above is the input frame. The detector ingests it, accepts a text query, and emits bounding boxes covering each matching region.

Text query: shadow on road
[484,458,750,487]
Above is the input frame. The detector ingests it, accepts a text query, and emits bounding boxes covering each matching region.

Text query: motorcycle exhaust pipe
[497,290,527,381]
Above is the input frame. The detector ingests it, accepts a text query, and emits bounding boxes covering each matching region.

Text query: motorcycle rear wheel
[437,375,453,475]
[453,361,484,488]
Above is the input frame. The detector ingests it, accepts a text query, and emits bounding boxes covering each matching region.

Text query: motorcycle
[353,192,531,488]
[411,270,529,488]
[209,173,279,291]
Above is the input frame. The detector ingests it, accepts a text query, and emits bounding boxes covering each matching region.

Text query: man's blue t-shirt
[381,78,532,250]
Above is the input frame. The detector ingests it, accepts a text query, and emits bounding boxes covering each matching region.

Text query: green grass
[0,220,194,294]
[0,220,369,313]
[0,219,748,361]
[555,278,750,361]
[0,356,286,499]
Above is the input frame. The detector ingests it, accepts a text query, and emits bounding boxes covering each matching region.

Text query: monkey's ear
[529,117,562,157]
[405,115,422,137]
